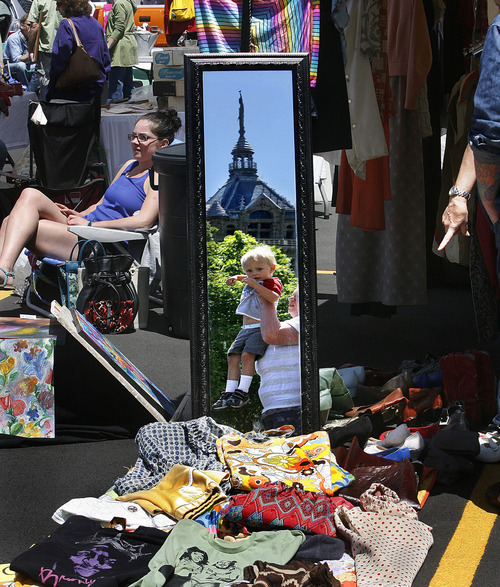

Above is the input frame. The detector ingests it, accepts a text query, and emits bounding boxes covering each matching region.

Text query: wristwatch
[449,186,471,200]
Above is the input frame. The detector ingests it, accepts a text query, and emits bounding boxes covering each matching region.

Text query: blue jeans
[9,61,40,93]
[261,406,302,434]
[108,67,134,102]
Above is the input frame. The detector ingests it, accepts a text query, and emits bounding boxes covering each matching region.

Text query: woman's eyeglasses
[128,133,158,143]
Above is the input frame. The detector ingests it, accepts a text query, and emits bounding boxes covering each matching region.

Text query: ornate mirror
[185,53,319,433]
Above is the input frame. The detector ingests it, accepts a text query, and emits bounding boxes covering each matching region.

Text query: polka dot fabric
[333,483,433,587]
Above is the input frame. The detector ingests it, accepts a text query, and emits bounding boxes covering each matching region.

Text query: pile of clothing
[8,417,438,587]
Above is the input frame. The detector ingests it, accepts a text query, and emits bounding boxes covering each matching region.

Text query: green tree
[207,228,297,431]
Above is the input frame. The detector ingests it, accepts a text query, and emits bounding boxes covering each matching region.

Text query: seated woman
[0,109,181,289]
[255,289,302,433]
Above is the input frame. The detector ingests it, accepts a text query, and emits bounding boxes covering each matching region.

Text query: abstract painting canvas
[51,301,176,422]
[0,337,55,438]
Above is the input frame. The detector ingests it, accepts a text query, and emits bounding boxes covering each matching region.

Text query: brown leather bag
[345,387,408,419]
[402,387,444,422]
[55,19,101,90]
[335,437,421,510]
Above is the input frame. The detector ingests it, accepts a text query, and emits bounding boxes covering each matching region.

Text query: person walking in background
[27,0,62,99]
[105,0,138,102]
[47,0,110,121]
[4,14,39,92]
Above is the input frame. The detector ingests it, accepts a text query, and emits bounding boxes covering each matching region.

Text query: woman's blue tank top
[84,161,148,222]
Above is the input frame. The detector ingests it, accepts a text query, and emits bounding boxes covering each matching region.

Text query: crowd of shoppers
[1,0,138,103]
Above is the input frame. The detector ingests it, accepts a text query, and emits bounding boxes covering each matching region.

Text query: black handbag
[76,254,138,334]
[55,19,101,91]
[58,239,105,308]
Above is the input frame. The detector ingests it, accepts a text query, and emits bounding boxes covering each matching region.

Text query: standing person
[211,245,282,411]
[105,0,138,102]
[47,0,110,121]
[255,289,302,433]
[4,14,39,92]
[27,0,63,100]
[439,0,500,285]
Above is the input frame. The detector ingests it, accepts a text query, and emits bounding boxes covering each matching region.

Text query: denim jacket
[470,14,500,152]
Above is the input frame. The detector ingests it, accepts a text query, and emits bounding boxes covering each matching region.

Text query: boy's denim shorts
[228,326,268,358]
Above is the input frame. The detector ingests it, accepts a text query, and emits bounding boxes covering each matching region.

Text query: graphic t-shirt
[10,515,167,586]
[131,518,305,587]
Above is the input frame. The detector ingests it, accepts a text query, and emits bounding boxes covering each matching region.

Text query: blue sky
[202,69,296,205]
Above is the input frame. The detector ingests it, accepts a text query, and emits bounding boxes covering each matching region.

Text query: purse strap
[68,239,106,265]
[66,18,84,49]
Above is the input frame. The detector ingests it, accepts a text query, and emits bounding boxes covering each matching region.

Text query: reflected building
[206,92,296,261]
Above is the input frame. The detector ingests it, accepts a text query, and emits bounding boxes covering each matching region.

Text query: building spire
[238,90,245,137]
[230,91,257,177]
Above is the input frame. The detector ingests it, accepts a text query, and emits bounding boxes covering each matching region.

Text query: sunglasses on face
[128,133,158,143]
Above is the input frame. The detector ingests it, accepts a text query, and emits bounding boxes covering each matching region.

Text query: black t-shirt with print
[10,515,168,587]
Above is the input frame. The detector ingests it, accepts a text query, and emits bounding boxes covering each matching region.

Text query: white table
[0,92,37,149]
[100,106,185,180]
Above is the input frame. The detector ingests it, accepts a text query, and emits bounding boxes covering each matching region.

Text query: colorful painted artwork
[0,337,55,438]
[51,301,175,422]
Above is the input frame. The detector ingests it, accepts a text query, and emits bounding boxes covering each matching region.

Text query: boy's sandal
[0,267,15,290]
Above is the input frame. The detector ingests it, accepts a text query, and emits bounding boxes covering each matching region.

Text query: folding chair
[0,99,106,215]
[24,225,158,331]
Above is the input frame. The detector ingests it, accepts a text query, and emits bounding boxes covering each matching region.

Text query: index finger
[437,227,456,251]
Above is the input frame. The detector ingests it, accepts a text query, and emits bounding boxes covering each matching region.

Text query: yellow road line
[0,291,13,301]
[317,270,336,275]
[429,464,500,587]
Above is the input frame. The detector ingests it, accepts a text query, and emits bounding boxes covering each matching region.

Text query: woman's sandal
[0,267,15,290]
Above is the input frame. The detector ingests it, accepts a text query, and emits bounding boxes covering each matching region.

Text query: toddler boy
[212,245,282,410]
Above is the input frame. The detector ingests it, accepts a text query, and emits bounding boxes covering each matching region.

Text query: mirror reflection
[202,71,300,432]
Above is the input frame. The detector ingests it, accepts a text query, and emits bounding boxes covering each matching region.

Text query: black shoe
[226,389,250,409]
[212,393,233,411]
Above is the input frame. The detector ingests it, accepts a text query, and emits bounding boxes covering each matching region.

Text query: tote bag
[55,19,101,90]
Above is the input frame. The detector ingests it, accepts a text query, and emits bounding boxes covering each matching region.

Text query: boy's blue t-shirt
[236,277,283,321]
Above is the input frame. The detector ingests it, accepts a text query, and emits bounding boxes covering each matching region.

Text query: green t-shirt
[131,518,305,587]
[27,0,63,54]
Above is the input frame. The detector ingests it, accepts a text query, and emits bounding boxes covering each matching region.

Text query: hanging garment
[194,0,320,86]
[336,123,391,231]
[433,71,478,266]
[311,0,352,153]
[335,0,431,307]
[340,0,389,179]
[336,76,428,306]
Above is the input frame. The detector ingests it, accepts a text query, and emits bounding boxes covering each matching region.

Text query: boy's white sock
[225,380,239,394]
[238,375,253,393]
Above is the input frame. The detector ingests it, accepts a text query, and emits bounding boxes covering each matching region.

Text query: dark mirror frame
[185,52,320,433]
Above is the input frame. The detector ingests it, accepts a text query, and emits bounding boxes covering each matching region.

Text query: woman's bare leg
[0,187,78,283]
